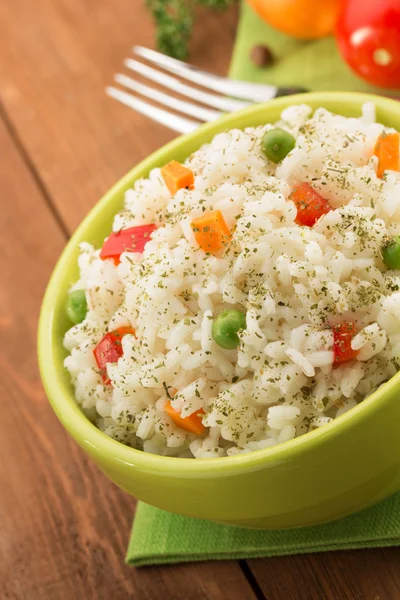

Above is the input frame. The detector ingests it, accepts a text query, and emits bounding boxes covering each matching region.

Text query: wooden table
[1,1,399,598]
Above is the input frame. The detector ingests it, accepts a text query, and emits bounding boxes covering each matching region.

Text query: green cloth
[127,3,400,567]
[230,1,382,93]
[127,495,400,566]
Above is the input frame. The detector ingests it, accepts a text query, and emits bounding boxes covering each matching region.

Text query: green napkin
[127,2,400,567]
[230,1,382,93]
[127,495,400,566]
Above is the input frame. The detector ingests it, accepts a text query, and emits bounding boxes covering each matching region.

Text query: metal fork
[106,46,306,134]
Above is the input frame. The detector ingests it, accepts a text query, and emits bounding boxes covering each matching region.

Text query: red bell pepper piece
[290,182,332,227]
[100,224,157,265]
[332,321,359,365]
[93,326,136,384]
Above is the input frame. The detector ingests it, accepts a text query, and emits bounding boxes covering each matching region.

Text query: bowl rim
[38,91,400,476]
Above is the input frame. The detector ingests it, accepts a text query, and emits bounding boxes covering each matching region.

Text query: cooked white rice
[64,103,400,458]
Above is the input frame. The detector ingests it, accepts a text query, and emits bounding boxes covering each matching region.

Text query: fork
[106,46,306,134]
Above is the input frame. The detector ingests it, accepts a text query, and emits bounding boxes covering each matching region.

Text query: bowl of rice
[38,92,400,529]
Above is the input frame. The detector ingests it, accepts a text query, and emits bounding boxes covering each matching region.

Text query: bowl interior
[38,91,400,474]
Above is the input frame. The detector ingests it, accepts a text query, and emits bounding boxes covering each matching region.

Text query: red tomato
[332,321,359,365]
[100,224,157,265]
[93,326,136,384]
[289,183,332,227]
[336,0,400,88]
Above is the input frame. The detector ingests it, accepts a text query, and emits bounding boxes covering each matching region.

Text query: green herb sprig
[146,0,235,59]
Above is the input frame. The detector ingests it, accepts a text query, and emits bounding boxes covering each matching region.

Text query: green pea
[66,290,88,324]
[261,128,296,163]
[212,310,247,350]
[382,237,400,269]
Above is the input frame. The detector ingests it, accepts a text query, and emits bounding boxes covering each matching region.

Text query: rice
[64,102,400,458]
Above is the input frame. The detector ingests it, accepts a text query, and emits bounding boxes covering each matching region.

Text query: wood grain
[248,549,400,600]
[0,0,238,233]
[0,109,256,600]
[1,0,400,598]
[0,0,257,596]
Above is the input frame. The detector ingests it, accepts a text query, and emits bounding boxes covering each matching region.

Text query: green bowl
[38,92,400,529]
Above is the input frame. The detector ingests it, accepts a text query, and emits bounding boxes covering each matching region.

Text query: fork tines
[107,45,304,133]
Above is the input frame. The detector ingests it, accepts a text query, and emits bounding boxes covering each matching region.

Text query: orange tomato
[246,0,340,39]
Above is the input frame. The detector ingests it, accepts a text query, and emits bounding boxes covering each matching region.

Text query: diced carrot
[161,160,194,194]
[290,182,332,227]
[374,132,400,178]
[191,210,231,254]
[332,321,358,365]
[165,401,205,436]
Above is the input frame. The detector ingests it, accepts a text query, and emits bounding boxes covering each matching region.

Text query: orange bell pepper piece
[165,401,205,435]
[374,132,400,178]
[191,210,231,254]
[161,160,194,194]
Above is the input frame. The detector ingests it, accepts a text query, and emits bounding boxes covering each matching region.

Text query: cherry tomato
[336,0,400,88]
[246,0,340,40]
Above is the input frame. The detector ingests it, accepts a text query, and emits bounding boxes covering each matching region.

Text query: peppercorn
[250,44,274,67]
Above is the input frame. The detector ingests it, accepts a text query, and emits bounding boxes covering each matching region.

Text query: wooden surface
[0,1,399,598]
